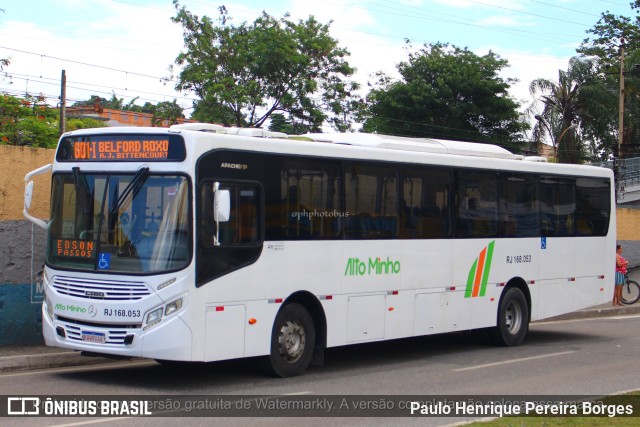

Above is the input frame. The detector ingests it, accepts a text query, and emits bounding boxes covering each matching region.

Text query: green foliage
[268,113,319,135]
[528,58,613,164]
[171,1,362,131]
[362,42,528,152]
[147,100,185,127]
[576,4,640,159]
[0,93,59,148]
[15,116,59,148]
[1,94,108,148]
[66,117,107,131]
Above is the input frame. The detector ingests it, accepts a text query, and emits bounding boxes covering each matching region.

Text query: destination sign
[56,134,186,162]
[55,239,95,258]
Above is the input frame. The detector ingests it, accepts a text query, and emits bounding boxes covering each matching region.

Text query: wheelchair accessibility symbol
[98,253,111,270]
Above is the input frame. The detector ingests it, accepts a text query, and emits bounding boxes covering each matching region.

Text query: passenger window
[344,164,399,239]
[402,168,452,238]
[271,163,342,239]
[499,173,538,237]
[576,177,610,236]
[455,170,498,238]
[540,176,575,237]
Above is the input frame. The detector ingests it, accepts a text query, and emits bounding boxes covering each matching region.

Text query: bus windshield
[46,171,191,274]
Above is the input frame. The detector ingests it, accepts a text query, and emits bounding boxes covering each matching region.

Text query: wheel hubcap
[278,320,306,363]
[505,301,522,334]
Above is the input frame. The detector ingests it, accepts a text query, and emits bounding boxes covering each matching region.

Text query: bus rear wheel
[489,287,529,347]
[264,303,315,378]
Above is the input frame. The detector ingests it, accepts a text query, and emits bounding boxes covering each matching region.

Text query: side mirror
[213,183,230,246]
[23,163,52,230]
[24,181,34,210]
[214,188,231,223]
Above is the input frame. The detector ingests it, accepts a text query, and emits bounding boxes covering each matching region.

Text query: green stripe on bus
[479,241,495,296]
[466,259,478,298]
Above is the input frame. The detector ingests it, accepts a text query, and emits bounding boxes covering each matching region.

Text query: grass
[463,392,640,427]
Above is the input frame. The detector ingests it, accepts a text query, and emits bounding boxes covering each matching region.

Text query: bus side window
[344,164,399,239]
[455,171,498,238]
[201,182,261,247]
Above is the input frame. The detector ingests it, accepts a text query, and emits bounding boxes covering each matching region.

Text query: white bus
[24,124,615,377]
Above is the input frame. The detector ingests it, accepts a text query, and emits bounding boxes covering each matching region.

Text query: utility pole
[616,38,625,201]
[618,38,625,159]
[59,70,66,136]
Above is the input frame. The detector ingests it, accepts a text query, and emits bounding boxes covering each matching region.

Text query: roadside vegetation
[466,392,640,427]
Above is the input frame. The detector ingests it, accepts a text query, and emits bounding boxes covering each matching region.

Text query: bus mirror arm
[23,164,52,230]
[213,182,231,246]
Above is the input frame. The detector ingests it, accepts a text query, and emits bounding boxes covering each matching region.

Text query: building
[66,105,195,128]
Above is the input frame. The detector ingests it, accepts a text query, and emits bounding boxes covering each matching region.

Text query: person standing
[614,244,629,306]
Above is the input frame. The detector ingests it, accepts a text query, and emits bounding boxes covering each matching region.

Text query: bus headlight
[165,298,183,316]
[143,297,184,331]
[145,307,163,326]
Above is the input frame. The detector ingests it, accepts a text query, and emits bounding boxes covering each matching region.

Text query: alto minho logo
[344,256,401,276]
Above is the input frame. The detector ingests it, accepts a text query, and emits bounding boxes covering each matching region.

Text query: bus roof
[166,124,520,160]
[302,132,519,160]
[67,124,532,162]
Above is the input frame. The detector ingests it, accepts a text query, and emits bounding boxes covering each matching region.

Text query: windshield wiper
[110,167,150,215]
[72,166,91,215]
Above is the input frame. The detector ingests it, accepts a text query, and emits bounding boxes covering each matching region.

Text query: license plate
[82,331,105,344]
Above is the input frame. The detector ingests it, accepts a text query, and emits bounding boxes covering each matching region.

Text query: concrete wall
[1,145,53,345]
[1,145,640,346]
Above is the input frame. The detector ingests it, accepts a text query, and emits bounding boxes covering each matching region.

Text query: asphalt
[1,301,639,373]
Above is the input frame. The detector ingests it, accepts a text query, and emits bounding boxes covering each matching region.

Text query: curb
[543,303,640,322]
[0,351,117,374]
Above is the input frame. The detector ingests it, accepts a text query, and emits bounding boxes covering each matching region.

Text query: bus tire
[264,303,315,378]
[489,287,529,347]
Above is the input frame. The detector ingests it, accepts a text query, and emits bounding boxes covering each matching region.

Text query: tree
[577,4,640,159]
[528,57,615,163]
[170,1,362,131]
[72,95,185,127]
[362,43,527,151]
[149,100,185,126]
[268,113,316,134]
[0,94,58,147]
[0,93,107,148]
[73,93,142,111]
[66,117,108,132]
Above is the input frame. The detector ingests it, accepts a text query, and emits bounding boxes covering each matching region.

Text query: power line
[318,0,585,47]
[103,0,598,56]
[0,45,173,82]
[458,0,594,26]
[596,0,631,6]
[5,71,198,104]
[526,0,603,18]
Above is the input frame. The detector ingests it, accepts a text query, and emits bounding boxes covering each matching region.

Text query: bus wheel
[489,287,529,347]
[265,303,315,378]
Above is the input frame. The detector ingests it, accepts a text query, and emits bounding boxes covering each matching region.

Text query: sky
[0,0,636,122]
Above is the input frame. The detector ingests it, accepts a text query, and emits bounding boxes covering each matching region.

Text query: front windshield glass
[46,171,191,274]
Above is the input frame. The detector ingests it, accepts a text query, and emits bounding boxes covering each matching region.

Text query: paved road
[2,312,640,426]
